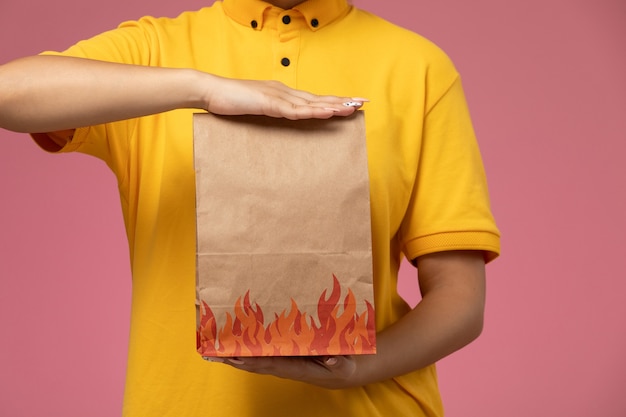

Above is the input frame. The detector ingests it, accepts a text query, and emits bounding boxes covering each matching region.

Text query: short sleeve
[28,18,159,167]
[399,76,500,263]
[40,17,160,66]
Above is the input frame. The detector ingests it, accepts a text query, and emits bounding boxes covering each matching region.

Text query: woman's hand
[207,355,360,390]
[202,76,365,120]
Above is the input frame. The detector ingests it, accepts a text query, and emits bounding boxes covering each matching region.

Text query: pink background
[1,0,625,415]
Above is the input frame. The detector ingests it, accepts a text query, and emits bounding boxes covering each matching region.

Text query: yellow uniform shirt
[38,0,500,415]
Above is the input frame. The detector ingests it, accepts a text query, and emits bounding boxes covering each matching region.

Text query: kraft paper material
[193,112,375,357]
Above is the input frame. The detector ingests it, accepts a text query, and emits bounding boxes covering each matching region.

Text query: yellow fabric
[38,0,500,416]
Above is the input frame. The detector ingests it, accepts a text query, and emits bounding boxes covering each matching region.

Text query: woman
[0,0,500,415]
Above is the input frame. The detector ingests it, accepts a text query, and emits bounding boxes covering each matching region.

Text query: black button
[281,58,290,67]
[282,15,291,24]
[251,20,258,29]
[311,18,319,27]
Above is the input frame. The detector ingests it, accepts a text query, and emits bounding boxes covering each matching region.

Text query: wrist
[183,69,215,110]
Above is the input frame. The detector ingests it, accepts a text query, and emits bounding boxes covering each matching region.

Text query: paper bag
[193,112,375,358]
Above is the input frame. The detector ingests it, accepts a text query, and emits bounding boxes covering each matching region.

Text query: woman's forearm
[353,251,487,386]
[0,55,207,133]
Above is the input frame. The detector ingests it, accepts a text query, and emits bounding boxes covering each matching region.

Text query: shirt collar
[223,0,351,31]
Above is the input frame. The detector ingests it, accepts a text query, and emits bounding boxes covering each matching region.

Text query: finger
[289,94,369,113]
[280,86,368,108]
[216,356,358,389]
[269,100,365,120]
[313,355,352,371]
[269,86,369,119]
[264,101,334,120]
[222,356,312,374]
[273,85,345,104]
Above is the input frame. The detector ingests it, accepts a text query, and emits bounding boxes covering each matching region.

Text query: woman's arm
[356,250,486,384]
[216,250,486,389]
[0,55,361,133]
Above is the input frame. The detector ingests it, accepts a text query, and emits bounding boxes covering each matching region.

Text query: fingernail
[343,101,363,108]
[227,357,245,365]
[203,356,224,363]
[324,356,338,366]
[351,97,370,102]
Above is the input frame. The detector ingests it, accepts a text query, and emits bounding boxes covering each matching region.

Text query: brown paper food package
[193,112,375,357]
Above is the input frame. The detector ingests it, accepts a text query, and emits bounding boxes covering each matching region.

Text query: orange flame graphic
[197,275,376,357]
